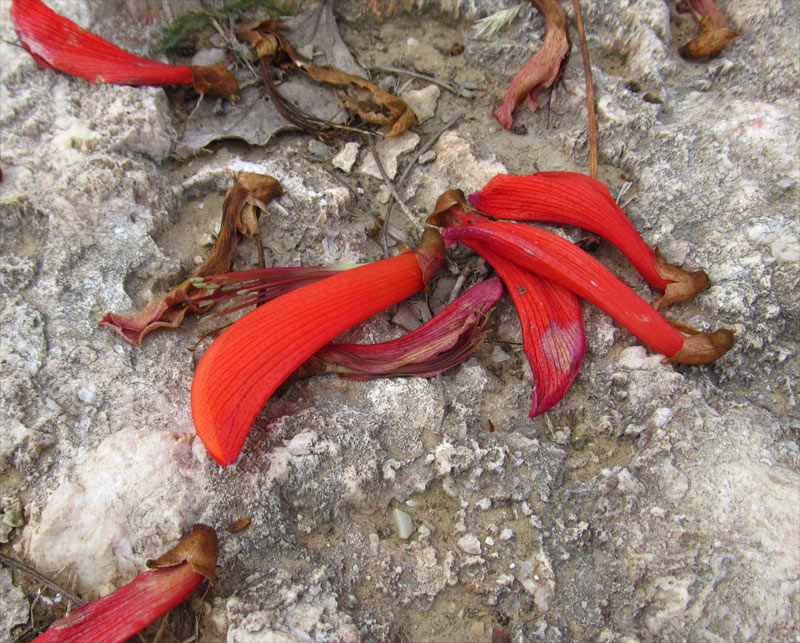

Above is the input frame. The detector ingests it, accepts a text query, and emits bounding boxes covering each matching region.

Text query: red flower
[10,0,240,101]
[191,229,446,466]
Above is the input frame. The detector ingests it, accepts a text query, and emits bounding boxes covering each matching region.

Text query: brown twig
[571,0,598,178]
[372,66,466,96]
[367,135,425,235]
[0,552,84,607]
[383,113,465,236]
[321,168,404,256]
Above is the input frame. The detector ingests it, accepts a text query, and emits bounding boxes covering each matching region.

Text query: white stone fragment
[476,498,492,510]
[358,131,420,180]
[418,150,437,165]
[331,142,360,173]
[618,346,664,369]
[392,507,415,539]
[499,528,514,541]
[401,84,440,122]
[457,534,481,555]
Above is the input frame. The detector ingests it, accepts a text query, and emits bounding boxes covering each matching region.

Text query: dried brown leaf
[236,19,416,137]
[146,524,218,583]
[680,0,741,59]
[226,518,252,533]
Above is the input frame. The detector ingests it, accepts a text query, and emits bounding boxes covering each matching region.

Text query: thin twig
[372,66,463,96]
[321,168,405,255]
[152,613,169,643]
[367,135,425,235]
[384,113,465,230]
[0,552,84,607]
[571,0,598,178]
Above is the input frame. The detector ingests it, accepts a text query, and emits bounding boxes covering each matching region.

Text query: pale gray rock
[0,568,28,642]
[0,0,797,641]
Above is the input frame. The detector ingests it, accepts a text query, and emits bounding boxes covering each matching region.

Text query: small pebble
[331,142,360,173]
[476,498,491,510]
[418,150,437,165]
[392,507,415,540]
[457,533,481,555]
[499,528,514,541]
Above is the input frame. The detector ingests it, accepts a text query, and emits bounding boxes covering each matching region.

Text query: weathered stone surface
[0,0,797,641]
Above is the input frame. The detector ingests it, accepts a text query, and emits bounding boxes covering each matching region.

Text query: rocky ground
[0,0,798,641]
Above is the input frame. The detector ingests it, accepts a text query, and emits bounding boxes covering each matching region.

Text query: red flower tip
[34,525,217,643]
[429,190,585,415]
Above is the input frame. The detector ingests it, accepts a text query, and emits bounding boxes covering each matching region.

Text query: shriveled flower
[299,277,503,380]
[493,0,571,130]
[99,173,282,346]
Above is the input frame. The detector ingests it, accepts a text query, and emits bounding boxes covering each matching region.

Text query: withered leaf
[99,174,282,346]
[236,18,417,137]
[680,0,741,59]
[226,518,252,533]
[146,524,218,583]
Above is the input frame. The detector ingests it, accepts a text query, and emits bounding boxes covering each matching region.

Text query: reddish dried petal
[302,277,503,379]
[99,175,282,346]
[493,0,571,129]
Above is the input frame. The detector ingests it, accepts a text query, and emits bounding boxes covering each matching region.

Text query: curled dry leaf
[494,0,572,130]
[227,518,252,533]
[236,19,417,137]
[98,173,282,346]
[680,0,741,59]
[146,524,219,583]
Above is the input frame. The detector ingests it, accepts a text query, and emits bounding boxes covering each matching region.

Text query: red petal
[469,172,670,289]
[10,0,193,86]
[34,563,202,643]
[442,221,687,358]
[191,229,445,465]
[469,242,584,416]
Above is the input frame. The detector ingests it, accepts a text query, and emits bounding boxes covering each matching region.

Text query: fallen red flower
[429,191,585,416]
[442,221,734,365]
[469,172,711,308]
[191,228,445,466]
[34,525,217,643]
[10,0,240,101]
